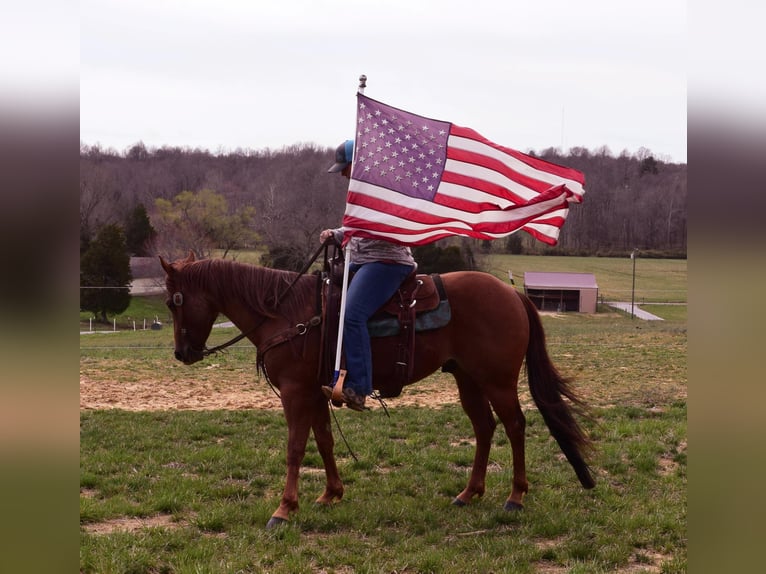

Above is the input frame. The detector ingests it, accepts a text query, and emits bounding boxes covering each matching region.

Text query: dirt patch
[79,316,685,412]
[82,514,181,535]
[79,373,283,411]
[79,371,462,411]
[658,439,686,476]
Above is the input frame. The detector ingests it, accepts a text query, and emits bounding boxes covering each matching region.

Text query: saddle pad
[368,300,452,338]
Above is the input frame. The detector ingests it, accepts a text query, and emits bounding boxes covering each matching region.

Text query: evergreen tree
[505,234,523,254]
[124,203,156,256]
[80,224,132,323]
[413,244,470,273]
[639,155,659,176]
[260,244,307,271]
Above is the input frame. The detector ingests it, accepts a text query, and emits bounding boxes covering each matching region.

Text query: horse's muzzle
[174,347,203,365]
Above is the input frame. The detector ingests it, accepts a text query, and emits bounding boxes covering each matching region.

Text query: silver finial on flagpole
[358,74,367,93]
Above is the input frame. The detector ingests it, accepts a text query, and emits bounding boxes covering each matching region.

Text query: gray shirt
[332,229,416,267]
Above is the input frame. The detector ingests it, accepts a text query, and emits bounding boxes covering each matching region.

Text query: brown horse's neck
[186,258,317,326]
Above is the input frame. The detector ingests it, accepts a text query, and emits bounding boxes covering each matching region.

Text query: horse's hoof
[452,497,468,507]
[266,516,288,529]
[503,501,524,512]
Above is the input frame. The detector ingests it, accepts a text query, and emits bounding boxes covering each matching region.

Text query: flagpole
[331,74,366,397]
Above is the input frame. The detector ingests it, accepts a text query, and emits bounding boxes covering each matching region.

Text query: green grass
[80,403,686,573]
[211,248,265,265]
[640,304,687,322]
[80,294,171,331]
[120,293,168,320]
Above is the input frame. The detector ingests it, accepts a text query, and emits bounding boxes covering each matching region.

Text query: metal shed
[523,272,598,313]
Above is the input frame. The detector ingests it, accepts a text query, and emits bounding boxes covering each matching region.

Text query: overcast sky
[80,0,687,162]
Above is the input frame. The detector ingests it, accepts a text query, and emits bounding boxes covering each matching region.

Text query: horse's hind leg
[485,382,528,511]
[452,369,497,506]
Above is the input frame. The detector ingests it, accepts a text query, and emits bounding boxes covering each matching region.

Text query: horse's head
[159,252,218,365]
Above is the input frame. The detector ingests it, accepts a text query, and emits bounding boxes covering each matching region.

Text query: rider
[320,140,416,411]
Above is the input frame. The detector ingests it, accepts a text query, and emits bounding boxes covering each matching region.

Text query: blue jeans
[341,261,414,396]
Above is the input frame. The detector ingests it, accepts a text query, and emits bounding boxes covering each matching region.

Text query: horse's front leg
[266,388,314,529]
[312,398,344,505]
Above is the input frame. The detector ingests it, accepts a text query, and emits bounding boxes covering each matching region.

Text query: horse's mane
[180,258,316,320]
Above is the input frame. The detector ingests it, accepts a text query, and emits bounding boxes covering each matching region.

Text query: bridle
[168,286,266,358]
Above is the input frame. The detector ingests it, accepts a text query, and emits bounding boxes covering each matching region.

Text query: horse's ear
[159,256,173,276]
[185,250,196,264]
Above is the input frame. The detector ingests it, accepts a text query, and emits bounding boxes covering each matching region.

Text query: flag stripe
[347,180,572,228]
[445,145,580,202]
[449,126,586,198]
[344,181,573,244]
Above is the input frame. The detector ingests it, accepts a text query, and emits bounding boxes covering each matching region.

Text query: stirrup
[331,369,347,403]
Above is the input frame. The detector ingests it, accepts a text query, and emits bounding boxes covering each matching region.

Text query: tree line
[80,141,686,319]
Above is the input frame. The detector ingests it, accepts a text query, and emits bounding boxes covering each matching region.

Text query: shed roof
[523,272,598,289]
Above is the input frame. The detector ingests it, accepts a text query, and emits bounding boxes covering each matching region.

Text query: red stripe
[440,169,531,205]
[446,147,561,197]
[520,226,558,245]
[450,125,586,186]
[345,192,569,235]
[346,192,449,226]
[344,215,547,245]
[432,186,518,214]
[344,213,561,245]
[347,191,569,228]
[525,215,568,227]
[344,228,457,246]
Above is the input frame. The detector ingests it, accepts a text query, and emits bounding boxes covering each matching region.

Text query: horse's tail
[519,292,596,489]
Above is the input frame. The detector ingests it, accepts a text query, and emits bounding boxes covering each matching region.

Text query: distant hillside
[80,142,686,259]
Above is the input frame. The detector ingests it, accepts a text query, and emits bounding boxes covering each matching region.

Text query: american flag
[342,94,585,245]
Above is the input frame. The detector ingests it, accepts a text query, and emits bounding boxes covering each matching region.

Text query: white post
[89,318,92,332]
[113,318,116,331]
[333,248,352,384]
[143,318,147,330]
[331,74,366,393]
[133,320,136,331]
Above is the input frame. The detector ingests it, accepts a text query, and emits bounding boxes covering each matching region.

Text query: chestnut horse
[160,253,594,528]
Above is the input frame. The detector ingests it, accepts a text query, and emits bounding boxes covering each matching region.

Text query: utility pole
[630,248,638,319]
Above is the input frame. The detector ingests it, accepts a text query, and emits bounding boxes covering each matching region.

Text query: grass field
[486,255,686,304]
[80,254,687,573]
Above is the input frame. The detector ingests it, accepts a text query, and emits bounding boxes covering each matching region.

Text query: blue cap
[327,140,354,173]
